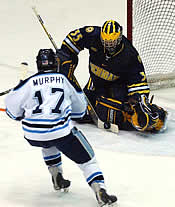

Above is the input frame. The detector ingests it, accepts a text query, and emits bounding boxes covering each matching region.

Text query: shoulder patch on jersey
[85,27,94,33]
[138,55,142,63]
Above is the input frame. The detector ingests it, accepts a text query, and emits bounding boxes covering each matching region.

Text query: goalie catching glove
[129,94,167,132]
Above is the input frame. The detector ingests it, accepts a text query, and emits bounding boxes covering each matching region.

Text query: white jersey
[5,72,87,141]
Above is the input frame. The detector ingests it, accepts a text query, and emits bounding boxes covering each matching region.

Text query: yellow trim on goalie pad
[101,96,122,104]
[97,102,121,111]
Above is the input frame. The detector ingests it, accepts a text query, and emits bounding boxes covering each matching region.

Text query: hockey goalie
[57,20,167,133]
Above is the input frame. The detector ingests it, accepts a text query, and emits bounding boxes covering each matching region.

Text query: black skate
[52,172,71,192]
[96,188,117,206]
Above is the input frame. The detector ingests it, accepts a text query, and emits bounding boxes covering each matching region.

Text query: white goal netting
[132,0,175,90]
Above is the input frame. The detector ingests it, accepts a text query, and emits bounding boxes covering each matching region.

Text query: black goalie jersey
[60,26,150,101]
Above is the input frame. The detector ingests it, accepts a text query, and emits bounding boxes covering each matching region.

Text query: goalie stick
[32,6,118,134]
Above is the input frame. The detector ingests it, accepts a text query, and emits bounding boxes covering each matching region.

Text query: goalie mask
[131,95,167,132]
[36,49,58,72]
[101,20,123,54]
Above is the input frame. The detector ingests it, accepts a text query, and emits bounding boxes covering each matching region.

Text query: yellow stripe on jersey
[87,77,94,90]
[62,60,72,65]
[128,82,148,88]
[128,90,150,96]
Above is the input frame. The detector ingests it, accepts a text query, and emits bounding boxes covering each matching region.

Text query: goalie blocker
[95,94,167,133]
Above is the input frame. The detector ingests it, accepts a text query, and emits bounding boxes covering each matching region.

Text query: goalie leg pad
[95,96,125,128]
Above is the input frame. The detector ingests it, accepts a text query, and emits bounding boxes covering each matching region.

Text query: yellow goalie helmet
[101,20,123,53]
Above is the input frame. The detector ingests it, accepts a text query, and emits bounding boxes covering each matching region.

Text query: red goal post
[127,0,175,90]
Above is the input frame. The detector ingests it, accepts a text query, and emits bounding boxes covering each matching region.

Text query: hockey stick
[31,7,118,134]
[0,62,29,97]
[0,89,11,96]
[0,62,29,112]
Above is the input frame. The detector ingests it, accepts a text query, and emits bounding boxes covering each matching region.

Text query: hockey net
[127,0,175,90]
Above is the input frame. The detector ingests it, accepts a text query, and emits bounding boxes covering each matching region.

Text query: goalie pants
[25,127,105,188]
[84,87,134,130]
[83,80,135,130]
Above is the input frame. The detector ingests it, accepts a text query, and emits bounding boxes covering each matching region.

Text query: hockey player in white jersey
[5,49,117,206]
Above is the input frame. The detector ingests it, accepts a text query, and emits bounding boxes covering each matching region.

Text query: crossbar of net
[132,0,175,90]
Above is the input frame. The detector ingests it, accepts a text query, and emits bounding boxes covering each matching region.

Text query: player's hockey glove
[56,49,81,92]
[56,49,78,72]
[56,49,70,66]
